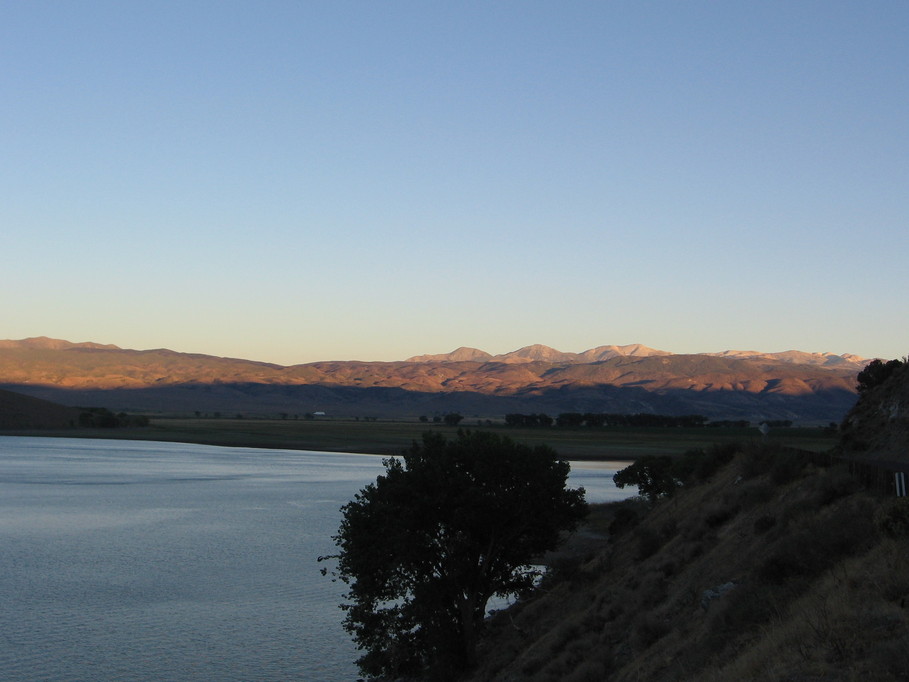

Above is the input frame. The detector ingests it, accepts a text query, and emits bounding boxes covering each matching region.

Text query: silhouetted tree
[584,412,607,427]
[556,412,585,427]
[613,456,680,501]
[505,413,553,427]
[322,431,587,680]
[856,358,903,394]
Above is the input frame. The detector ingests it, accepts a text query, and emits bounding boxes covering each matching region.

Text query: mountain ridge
[0,337,869,368]
[406,343,864,368]
[0,337,871,422]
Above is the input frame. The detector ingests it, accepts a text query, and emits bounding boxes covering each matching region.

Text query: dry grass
[704,540,909,681]
[465,445,909,682]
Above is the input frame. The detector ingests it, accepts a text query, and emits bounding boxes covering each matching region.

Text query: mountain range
[407,343,865,368]
[0,337,871,423]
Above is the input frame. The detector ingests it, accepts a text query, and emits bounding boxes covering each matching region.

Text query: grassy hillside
[462,360,909,681]
[466,445,909,681]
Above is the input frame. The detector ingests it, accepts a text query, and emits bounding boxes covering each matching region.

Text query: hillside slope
[0,388,81,429]
[464,363,909,681]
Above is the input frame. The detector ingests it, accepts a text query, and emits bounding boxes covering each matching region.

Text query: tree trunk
[459,592,479,670]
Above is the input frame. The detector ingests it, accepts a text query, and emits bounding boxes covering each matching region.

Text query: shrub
[632,613,670,649]
[673,442,738,485]
[638,569,669,608]
[563,659,609,682]
[758,499,876,585]
[753,515,777,535]
[816,466,859,505]
[705,503,740,529]
[660,519,678,539]
[635,527,664,560]
[740,443,777,479]
[758,543,803,585]
[660,560,678,578]
[740,443,809,483]
[697,442,739,480]
[705,582,778,644]
[688,542,706,561]
[733,480,775,508]
[608,499,646,536]
[547,553,586,583]
[769,450,809,485]
[613,456,679,501]
[875,497,909,538]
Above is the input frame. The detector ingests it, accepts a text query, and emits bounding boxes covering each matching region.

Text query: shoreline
[0,418,838,461]
[0,428,628,460]
[0,427,400,456]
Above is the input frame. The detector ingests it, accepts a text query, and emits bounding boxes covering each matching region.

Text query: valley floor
[0,418,837,460]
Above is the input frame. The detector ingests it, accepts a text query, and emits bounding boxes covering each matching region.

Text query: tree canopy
[612,455,680,501]
[856,358,904,394]
[323,430,588,680]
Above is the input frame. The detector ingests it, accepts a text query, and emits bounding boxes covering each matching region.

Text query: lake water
[0,436,628,681]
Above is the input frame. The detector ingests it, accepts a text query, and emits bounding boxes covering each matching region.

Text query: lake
[0,436,629,681]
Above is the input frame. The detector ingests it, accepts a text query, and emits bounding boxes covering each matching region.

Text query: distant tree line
[503,413,554,427]
[505,412,710,428]
[78,407,149,428]
[503,413,799,429]
[418,413,465,426]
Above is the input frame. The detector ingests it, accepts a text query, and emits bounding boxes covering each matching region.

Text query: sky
[2,2,907,365]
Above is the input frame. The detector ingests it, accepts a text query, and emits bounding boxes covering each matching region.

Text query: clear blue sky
[3,2,907,364]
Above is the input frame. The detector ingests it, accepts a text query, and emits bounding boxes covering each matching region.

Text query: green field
[27,417,838,460]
